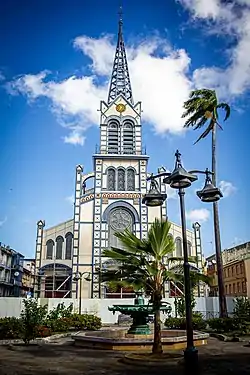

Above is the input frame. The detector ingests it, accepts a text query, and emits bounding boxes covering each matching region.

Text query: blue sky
[0,0,249,258]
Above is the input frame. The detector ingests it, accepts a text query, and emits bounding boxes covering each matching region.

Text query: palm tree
[101,219,208,354]
[182,88,231,318]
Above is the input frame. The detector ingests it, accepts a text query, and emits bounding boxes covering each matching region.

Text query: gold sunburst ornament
[116,103,126,113]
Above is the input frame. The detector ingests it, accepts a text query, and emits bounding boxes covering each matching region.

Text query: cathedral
[34,15,204,300]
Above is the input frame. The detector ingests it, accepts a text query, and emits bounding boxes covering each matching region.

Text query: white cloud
[186,208,210,223]
[65,195,74,205]
[73,35,114,75]
[0,217,7,227]
[179,0,250,98]
[0,72,5,81]
[63,130,85,146]
[166,185,178,199]
[219,180,237,198]
[178,0,222,20]
[8,34,193,143]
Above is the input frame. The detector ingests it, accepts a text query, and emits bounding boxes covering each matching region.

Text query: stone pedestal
[127,314,151,335]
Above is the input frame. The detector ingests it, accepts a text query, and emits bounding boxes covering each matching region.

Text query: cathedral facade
[34,16,204,300]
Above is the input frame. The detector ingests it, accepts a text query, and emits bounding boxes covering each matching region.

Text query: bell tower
[90,8,152,298]
[99,8,142,156]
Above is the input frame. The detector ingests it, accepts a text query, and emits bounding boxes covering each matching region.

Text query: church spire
[107,7,134,105]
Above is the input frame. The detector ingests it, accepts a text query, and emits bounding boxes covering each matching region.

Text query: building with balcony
[21,259,36,297]
[0,243,24,297]
[206,241,250,297]
[0,244,13,296]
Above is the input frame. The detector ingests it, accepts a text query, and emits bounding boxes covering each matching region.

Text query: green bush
[233,297,250,321]
[36,325,52,338]
[70,314,102,331]
[164,316,206,331]
[46,317,72,333]
[0,300,102,341]
[20,299,48,344]
[47,303,73,321]
[176,295,196,318]
[0,317,22,340]
[207,317,250,334]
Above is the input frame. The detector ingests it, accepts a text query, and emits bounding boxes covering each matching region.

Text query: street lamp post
[73,272,91,315]
[142,150,223,370]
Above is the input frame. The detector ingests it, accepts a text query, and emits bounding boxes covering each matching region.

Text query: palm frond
[100,218,207,301]
[217,102,231,121]
[194,121,213,144]
[189,89,216,101]
[147,219,175,259]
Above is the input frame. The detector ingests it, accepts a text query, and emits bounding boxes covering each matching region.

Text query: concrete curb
[0,332,75,346]
[210,333,242,342]
[122,352,183,367]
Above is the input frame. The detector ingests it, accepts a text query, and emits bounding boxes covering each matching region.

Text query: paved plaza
[0,338,249,375]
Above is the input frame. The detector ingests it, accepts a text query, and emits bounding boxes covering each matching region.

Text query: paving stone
[0,337,249,374]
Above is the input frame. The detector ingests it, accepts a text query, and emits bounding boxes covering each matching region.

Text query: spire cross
[118,4,123,23]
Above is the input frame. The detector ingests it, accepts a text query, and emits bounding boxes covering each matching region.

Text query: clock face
[116,103,126,113]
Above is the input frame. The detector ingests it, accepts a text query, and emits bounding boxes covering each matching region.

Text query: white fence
[0,297,236,324]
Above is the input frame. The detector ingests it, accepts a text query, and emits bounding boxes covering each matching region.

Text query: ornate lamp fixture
[142,175,167,207]
[197,169,223,202]
[163,150,197,189]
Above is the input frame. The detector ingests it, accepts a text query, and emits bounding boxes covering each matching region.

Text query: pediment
[100,95,141,123]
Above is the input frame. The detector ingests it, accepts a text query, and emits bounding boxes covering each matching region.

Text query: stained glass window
[108,121,119,154]
[123,121,134,154]
[127,168,135,191]
[108,208,133,249]
[175,238,182,257]
[117,168,125,191]
[55,236,64,259]
[46,240,54,260]
[107,168,116,190]
[65,233,73,259]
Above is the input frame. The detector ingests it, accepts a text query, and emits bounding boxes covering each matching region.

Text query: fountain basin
[72,328,209,351]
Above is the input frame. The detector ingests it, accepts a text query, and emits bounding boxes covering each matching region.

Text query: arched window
[187,242,192,257]
[55,236,64,260]
[108,121,119,154]
[117,168,125,191]
[107,168,116,190]
[109,208,133,249]
[46,240,54,260]
[127,168,135,191]
[65,233,73,260]
[123,121,134,154]
[175,238,182,257]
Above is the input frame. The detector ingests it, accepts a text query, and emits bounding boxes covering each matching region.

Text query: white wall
[0,297,236,323]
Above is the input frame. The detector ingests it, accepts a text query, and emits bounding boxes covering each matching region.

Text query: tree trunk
[212,123,228,318]
[152,307,162,354]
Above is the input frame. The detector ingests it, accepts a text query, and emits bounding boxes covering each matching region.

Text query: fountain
[108,293,171,335]
[73,294,209,351]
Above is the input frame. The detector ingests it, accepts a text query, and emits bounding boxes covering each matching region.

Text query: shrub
[176,295,196,318]
[46,317,72,333]
[0,317,22,340]
[233,297,250,321]
[20,299,48,344]
[164,316,206,331]
[207,317,250,334]
[47,303,73,321]
[70,314,102,331]
[36,325,52,338]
